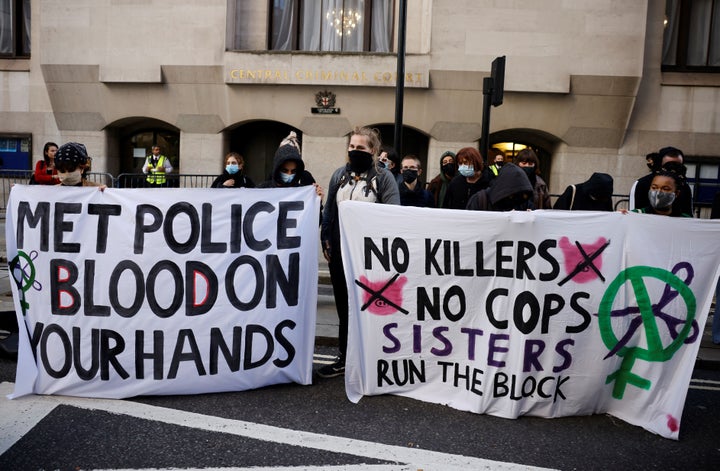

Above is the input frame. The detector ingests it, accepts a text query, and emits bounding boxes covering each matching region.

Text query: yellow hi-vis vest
[146,155,168,185]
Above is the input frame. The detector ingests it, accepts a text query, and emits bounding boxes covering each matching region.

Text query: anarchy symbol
[597,266,696,400]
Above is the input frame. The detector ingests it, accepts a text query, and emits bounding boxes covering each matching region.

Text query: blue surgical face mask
[458,164,475,177]
[226,164,239,174]
[280,172,295,184]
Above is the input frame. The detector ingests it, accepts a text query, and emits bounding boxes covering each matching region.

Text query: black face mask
[402,169,419,184]
[348,150,374,174]
[494,194,531,211]
[522,166,537,186]
[441,163,456,177]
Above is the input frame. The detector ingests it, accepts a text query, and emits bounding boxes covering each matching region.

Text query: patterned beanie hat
[55,142,88,166]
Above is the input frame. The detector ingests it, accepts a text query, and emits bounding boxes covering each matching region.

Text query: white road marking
[689,378,720,391]
[0,382,554,471]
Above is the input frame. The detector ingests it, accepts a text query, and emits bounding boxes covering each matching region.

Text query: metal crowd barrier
[0,168,644,217]
[0,170,219,216]
[115,173,217,189]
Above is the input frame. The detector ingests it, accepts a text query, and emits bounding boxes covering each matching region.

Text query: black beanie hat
[275,144,301,162]
[55,142,88,166]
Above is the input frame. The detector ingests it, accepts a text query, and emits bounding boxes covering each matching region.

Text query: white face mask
[58,169,83,186]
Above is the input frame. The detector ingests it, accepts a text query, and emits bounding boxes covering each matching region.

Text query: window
[0,0,30,58]
[662,0,720,71]
[685,159,720,207]
[269,0,393,52]
[0,134,32,169]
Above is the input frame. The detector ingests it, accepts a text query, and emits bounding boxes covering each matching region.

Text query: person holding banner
[318,127,400,378]
[629,167,690,217]
[713,191,720,344]
[629,146,693,216]
[211,152,255,188]
[54,142,105,189]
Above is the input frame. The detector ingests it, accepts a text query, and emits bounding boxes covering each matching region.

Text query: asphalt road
[0,347,719,471]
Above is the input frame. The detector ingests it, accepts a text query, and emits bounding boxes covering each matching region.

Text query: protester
[466,163,534,211]
[630,146,693,216]
[553,173,614,211]
[398,155,434,207]
[442,147,491,209]
[211,152,255,188]
[712,191,720,345]
[257,133,323,199]
[319,126,400,378]
[515,148,551,209]
[427,150,456,207]
[378,145,403,185]
[32,142,59,185]
[629,167,691,217]
[54,142,105,189]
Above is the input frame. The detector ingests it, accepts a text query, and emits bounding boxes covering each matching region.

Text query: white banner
[7,186,319,399]
[339,202,720,439]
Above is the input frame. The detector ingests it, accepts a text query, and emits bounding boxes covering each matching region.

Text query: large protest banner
[7,185,319,399]
[339,201,720,439]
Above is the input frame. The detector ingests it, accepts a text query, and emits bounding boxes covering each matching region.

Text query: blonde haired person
[318,126,400,378]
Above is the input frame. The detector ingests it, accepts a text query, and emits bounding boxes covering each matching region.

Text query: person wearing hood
[258,143,316,189]
[211,152,255,188]
[427,150,456,207]
[553,172,614,211]
[466,163,534,211]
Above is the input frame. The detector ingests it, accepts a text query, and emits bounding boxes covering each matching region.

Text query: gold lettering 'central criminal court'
[228,68,424,86]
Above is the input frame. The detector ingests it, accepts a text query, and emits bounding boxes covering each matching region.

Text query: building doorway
[108,118,180,176]
[373,124,430,181]
[490,129,559,188]
[226,121,301,185]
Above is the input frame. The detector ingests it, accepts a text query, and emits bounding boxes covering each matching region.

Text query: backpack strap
[569,185,576,210]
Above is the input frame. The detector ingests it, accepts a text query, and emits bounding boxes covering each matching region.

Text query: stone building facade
[1,0,718,207]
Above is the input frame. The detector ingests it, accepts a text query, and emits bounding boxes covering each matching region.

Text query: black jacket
[442,169,492,209]
[467,163,534,211]
[553,173,614,211]
[633,172,693,217]
[211,171,255,189]
[258,148,316,188]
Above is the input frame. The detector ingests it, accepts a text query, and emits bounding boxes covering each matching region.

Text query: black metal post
[393,0,407,157]
[480,76,493,163]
